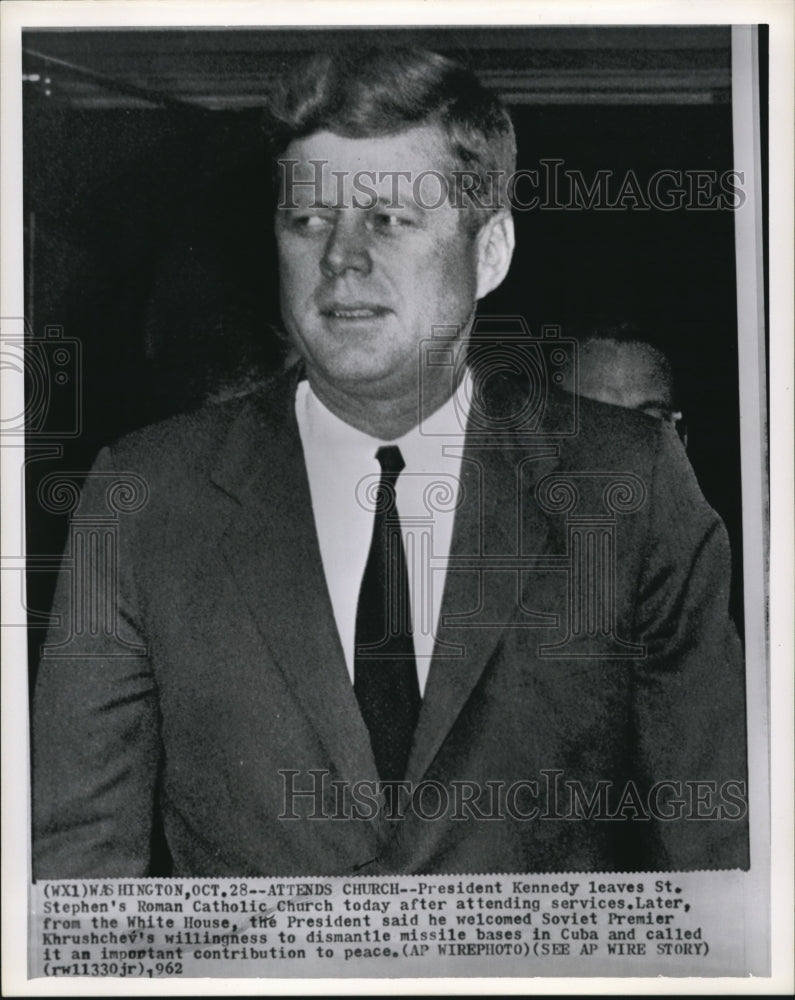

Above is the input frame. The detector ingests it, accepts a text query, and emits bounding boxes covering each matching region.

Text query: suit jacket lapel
[211,370,380,791]
[405,383,563,784]
[210,368,568,796]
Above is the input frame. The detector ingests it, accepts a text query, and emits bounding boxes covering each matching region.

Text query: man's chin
[307,356,420,398]
[320,314,393,338]
[323,363,409,391]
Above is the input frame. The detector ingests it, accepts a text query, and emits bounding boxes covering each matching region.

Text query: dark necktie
[354,445,421,782]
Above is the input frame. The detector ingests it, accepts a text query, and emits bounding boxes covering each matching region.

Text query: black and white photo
[1,0,790,992]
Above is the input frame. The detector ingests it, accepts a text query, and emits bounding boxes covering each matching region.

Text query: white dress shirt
[295,373,472,696]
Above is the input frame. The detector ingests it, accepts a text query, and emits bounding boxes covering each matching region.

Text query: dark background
[22,27,750,675]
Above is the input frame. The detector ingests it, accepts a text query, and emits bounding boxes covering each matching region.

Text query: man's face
[571,339,676,420]
[274,125,512,410]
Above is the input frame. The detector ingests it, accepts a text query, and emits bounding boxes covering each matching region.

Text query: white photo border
[2,1,792,995]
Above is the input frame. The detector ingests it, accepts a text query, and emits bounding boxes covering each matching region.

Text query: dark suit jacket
[33,367,749,877]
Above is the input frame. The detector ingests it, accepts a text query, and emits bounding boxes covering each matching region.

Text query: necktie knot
[376,445,405,478]
[374,446,404,513]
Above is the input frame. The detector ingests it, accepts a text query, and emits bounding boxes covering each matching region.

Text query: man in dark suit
[33,48,748,878]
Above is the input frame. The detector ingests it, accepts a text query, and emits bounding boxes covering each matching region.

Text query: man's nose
[320,215,373,278]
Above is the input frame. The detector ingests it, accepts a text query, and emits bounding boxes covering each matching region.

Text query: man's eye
[286,213,333,231]
[373,212,412,229]
[640,406,672,421]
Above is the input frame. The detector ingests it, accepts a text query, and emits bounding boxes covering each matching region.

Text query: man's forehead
[578,340,674,409]
[282,124,452,177]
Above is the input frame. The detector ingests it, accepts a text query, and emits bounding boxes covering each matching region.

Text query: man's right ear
[475,210,515,301]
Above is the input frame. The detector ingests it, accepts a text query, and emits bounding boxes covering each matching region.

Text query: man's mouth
[321,304,391,320]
